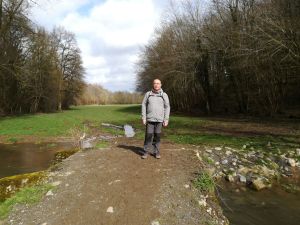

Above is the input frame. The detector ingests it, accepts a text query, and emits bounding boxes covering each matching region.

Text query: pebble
[46,190,54,196]
[206,207,212,214]
[184,184,190,189]
[238,174,247,183]
[225,150,232,155]
[221,159,228,165]
[51,181,61,186]
[287,158,296,167]
[151,221,160,225]
[106,206,114,213]
[198,198,207,207]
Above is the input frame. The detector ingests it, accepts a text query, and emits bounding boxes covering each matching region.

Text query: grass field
[0,104,299,151]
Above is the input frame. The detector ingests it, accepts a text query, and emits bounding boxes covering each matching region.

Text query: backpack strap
[146,91,165,105]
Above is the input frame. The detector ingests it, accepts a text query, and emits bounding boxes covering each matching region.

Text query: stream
[218,182,300,225]
[0,142,74,179]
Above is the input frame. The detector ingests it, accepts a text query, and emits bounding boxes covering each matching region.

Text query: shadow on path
[117,144,145,156]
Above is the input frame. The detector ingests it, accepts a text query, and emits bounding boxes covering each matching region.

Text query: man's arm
[163,93,170,122]
[141,92,148,123]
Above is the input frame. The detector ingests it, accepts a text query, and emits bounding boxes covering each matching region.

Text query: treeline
[136,0,300,116]
[0,0,84,115]
[76,83,143,105]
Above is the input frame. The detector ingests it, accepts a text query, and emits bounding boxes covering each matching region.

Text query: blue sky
[30,0,171,92]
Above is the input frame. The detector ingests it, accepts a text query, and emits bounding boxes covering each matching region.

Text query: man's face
[153,79,161,91]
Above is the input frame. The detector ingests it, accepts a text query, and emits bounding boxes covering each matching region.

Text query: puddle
[124,124,135,137]
[0,142,74,179]
[218,182,300,225]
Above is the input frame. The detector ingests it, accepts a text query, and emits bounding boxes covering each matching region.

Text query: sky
[29,0,171,92]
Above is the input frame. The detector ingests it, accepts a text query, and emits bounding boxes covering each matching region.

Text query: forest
[136,0,300,117]
[0,0,85,115]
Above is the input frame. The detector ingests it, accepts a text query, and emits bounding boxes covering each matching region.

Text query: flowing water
[218,182,300,225]
[0,142,74,179]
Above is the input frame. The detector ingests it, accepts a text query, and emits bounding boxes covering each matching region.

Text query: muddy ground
[4,137,227,225]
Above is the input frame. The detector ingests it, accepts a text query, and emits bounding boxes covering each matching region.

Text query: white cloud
[30,0,165,92]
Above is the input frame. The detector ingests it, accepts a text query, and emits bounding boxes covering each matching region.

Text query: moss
[51,148,79,165]
[6,137,18,143]
[281,184,300,193]
[0,171,47,201]
[95,141,109,148]
[0,183,53,219]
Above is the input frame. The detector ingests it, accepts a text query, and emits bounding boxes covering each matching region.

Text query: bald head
[153,79,162,91]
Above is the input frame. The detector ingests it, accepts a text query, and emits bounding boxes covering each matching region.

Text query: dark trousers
[143,121,163,154]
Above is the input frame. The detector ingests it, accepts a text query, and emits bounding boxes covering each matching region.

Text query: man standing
[141,79,170,159]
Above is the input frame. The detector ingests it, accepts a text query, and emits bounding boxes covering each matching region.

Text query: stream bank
[195,142,300,225]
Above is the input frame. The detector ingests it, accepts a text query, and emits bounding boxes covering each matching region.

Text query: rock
[184,184,190,189]
[221,159,228,165]
[242,145,247,149]
[206,149,212,153]
[124,124,135,137]
[296,148,300,156]
[106,206,114,213]
[287,158,296,167]
[251,178,270,191]
[198,198,207,207]
[232,162,237,166]
[225,174,235,182]
[258,165,276,178]
[206,207,212,215]
[238,174,247,183]
[46,190,54,196]
[21,178,29,185]
[238,166,251,175]
[151,221,160,225]
[215,147,222,151]
[215,161,220,166]
[51,181,61,186]
[225,150,232,156]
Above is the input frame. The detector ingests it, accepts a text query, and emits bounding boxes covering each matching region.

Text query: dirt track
[6,137,226,225]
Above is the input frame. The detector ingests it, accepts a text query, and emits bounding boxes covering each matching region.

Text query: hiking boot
[155,153,161,159]
[141,152,148,159]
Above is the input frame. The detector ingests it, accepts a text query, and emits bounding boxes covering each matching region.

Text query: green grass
[0,184,53,219]
[0,105,141,138]
[95,140,110,148]
[0,104,299,152]
[193,172,215,193]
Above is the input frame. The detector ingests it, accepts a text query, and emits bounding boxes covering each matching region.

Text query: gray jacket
[141,88,170,122]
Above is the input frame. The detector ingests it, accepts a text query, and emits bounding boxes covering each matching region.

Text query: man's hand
[142,119,147,125]
[163,120,168,127]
